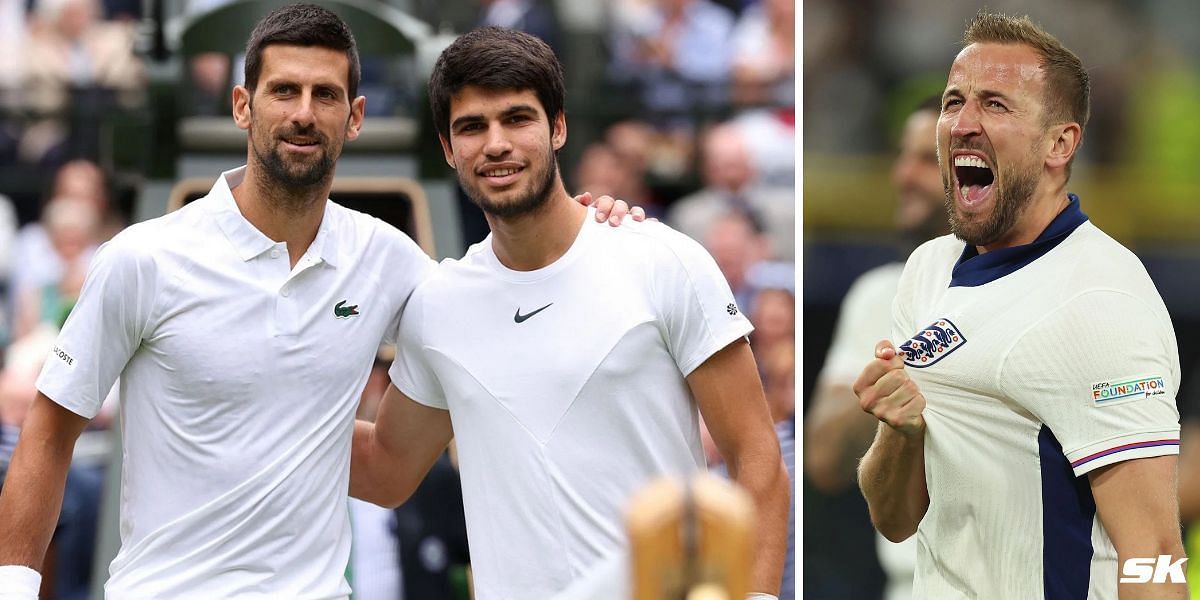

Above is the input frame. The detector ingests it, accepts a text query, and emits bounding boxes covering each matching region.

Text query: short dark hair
[428,26,565,143]
[962,12,1090,133]
[244,3,361,100]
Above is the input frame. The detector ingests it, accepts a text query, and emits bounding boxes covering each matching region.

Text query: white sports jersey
[389,208,753,599]
[895,197,1180,599]
[37,167,434,598]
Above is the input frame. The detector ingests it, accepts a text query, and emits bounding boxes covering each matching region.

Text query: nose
[290,91,317,129]
[950,99,982,139]
[483,124,512,158]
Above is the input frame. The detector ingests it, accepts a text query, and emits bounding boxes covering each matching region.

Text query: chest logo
[514,303,553,323]
[899,318,966,368]
[334,300,360,319]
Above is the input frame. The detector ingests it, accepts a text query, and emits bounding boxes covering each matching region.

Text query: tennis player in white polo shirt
[0,5,634,598]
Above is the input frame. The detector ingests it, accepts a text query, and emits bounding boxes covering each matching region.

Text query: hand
[573,192,647,226]
[853,340,926,436]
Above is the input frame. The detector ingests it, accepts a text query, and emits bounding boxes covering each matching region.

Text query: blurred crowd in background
[804,1,1200,598]
[0,0,795,598]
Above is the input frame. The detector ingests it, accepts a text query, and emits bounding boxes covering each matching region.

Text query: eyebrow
[450,104,540,130]
[943,87,1017,105]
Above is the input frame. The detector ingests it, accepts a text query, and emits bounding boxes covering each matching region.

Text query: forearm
[804,384,879,492]
[727,444,790,596]
[857,423,927,542]
[349,420,413,508]
[0,432,76,568]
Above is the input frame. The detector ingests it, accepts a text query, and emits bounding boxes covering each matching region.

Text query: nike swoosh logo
[514,303,553,323]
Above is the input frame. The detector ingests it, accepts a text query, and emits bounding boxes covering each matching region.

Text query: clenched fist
[853,340,926,436]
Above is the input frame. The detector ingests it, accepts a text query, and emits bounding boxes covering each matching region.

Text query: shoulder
[326,202,433,264]
[594,217,712,265]
[1053,222,1158,295]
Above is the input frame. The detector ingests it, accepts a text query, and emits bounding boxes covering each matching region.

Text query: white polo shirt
[389,209,753,599]
[894,197,1180,599]
[36,167,434,598]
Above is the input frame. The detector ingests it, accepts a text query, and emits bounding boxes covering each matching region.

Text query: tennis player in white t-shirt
[350,27,790,600]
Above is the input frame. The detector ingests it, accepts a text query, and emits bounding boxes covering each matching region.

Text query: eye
[316,88,338,100]
[273,84,296,95]
[506,114,532,124]
[986,99,1008,111]
[942,98,962,111]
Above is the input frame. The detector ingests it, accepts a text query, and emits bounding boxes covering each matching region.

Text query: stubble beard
[942,156,1040,248]
[249,112,340,213]
[461,149,559,219]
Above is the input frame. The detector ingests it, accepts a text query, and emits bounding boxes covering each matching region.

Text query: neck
[978,182,1070,254]
[486,183,586,272]
[233,159,331,267]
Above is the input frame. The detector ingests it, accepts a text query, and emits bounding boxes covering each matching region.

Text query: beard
[248,110,340,211]
[459,150,559,219]
[942,153,1039,248]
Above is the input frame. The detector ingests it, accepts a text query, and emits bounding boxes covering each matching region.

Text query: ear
[232,85,252,130]
[346,95,366,141]
[551,111,567,151]
[439,133,455,169]
[1045,122,1081,171]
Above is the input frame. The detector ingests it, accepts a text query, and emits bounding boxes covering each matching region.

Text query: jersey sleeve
[378,222,436,346]
[999,290,1181,477]
[35,237,159,419]
[651,228,754,376]
[387,284,447,409]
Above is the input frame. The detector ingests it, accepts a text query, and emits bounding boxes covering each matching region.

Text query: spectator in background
[730,0,794,107]
[669,123,793,260]
[573,141,660,219]
[803,96,947,600]
[608,0,735,117]
[476,0,561,56]
[8,159,111,316]
[12,195,99,342]
[702,209,768,313]
[20,0,143,164]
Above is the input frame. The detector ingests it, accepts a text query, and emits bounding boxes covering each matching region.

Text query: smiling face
[938,42,1052,247]
[440,85,566,219]
[234,44,364,192]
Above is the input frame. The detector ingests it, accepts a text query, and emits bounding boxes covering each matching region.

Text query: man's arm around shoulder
[688,339,789,597]
[0,393,90,595]
[350,383,453,508]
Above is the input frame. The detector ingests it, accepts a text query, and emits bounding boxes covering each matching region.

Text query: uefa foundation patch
[899,318,966,368]
[1092,375,1168,406]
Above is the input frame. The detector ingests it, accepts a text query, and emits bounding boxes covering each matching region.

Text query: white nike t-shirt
[390,208,753,599]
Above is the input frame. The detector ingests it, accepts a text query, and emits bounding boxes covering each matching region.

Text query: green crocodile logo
[334,300,360,319]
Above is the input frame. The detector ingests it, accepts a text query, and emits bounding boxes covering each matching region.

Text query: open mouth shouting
[479,163,525,187]
[952,152,995,210]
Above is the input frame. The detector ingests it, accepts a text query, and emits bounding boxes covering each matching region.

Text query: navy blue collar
[949,194,1088,287]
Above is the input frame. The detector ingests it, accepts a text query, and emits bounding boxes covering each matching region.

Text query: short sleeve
[1000,290,1181,476]
[35,237,158,419]
[387,286,447,409]
[652,228,754,376]
[377,222,436,346]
